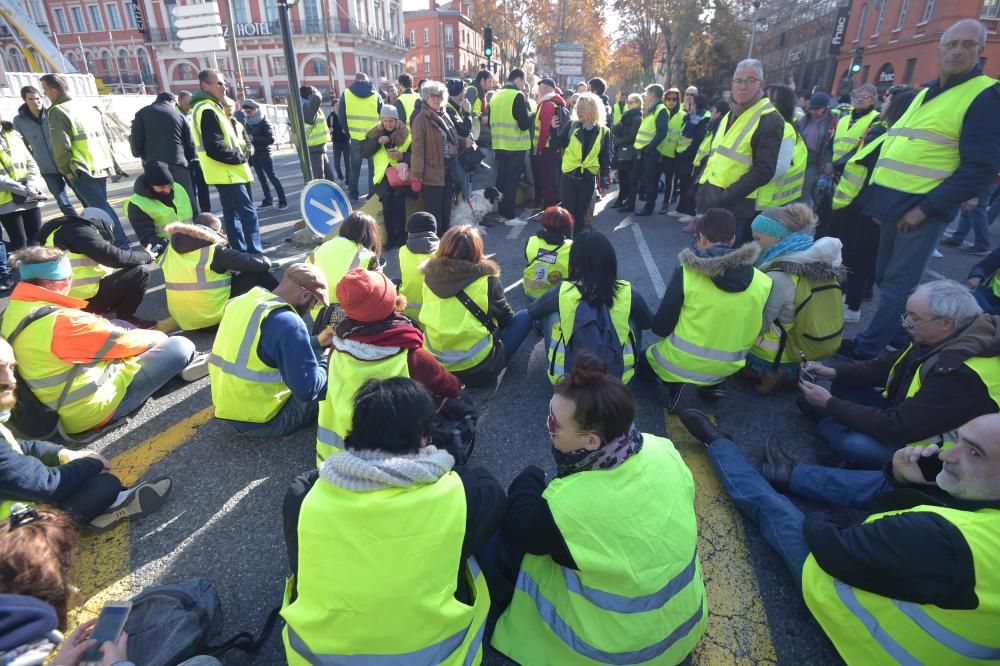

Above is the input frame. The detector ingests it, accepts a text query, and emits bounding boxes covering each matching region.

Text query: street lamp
[278,0,312,182]
[748,1,762,59]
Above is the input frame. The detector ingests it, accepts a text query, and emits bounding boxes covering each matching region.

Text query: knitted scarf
[759,231,814,267]
[554,425,644,478]
[321,446,455,492]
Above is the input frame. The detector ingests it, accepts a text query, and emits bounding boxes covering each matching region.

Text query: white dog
[450,187,513,232]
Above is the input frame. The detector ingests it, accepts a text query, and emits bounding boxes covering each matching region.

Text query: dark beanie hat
[406,212,437,234]
[446,79,464,97]
[143,160,173,186]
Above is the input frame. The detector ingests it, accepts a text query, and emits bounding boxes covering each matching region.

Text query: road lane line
[668,414,779,665]
[504,278,524,293]
[632,223,666,299]
[71,406,215,623]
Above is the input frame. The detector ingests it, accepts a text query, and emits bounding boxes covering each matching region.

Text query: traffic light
[484,27,493,59]
[850,46,864,73]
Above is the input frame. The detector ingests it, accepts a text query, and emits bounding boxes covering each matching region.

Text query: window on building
[85,51,97,72]
[377,59,385,79]
[264,0,280,27]
[389,6,398,32]
[984,0,1000,18]
[124,2,136,27]
[272,55,287,75]
[70,6,87,32]
[409,56,416,70]
[374,0,382,27]
[26,0,44,23]
[359,55,370,75]
[137,50,152,78]
[66,51,80,69]
[87,5,104,30]
[99,50,112,73]
[53,7,70,32]
[7,48,23,71]
[444,25,453,45]
[178,63,196,80]
[872,0,886,35]
[106,3,122,29]
[445,53,454,72]
[902,57,917,83]
[242,57,259,75]
[233,0,249,24]
[423,54,430,73]
[303,0,320,31]
[409,30,415,46]
[117,48,128,72]
[854,1,868,41]
[423,27,429,45]
[895,0,910,29]
[310,58,328,76]
[919,0,934,23]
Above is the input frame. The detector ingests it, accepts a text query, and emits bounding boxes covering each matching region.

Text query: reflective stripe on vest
[162,244,232,331]
[699,98,775,194]
[831,109,879,162]
[125,186,194,241]
[397,91,419,125]
[42,228,117,300]
[871,76,997,195]
[306,236,373,317]
[677,111,709,154]
[371,130,412,185]
[693,129,714,168]
[398,246,429,319]
[0,131,30,207]
[832,133,887,210]
[633,104,665,151]
[658,109,685,157]
[343,90,381,140]
[756,124,807,208]
[522,236,571,300]
[191,99,252,185]
[420,274,494,372]
[490,88,530,151]
[47,98,114,174]
[561,124,607,175]
[305,113,328,147]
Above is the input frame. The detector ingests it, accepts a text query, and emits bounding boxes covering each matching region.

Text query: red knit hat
[336,268,397,322]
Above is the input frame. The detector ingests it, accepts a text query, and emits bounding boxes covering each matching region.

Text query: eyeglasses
[901,312,943,327]
[666,96,679,101]
[941,40,981,51]
[732,77,760,87]
[547,408,588,437]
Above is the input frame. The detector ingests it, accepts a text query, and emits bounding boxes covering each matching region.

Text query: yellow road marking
[668,413,778,665]
[70,406,215,624]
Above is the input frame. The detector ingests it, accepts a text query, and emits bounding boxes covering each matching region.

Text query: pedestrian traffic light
[484,27,493,59]
[850,46,864,73]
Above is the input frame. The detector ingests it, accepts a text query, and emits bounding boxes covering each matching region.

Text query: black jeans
[561,172,596,236]
[830,202,879,310]
[422,165,454,235]
[332,143,349,180]
[615,160,636,209]
[380,189,408,249]
[639,151,660,213]
[658,156,678,210]
[252,152,287,204]
[494,149,525,219]
[167,164,198,216]
[85,265,152,318]
[675,158,696,215]
[0,207,41,252]
[282,469,320,578]
[60,472,125,524]
[189,159,213,215]
[231,270,278,298]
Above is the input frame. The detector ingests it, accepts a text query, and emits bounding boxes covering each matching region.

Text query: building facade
[403,0,485,81]
[754,0,847,95]
[833,0,1000,96]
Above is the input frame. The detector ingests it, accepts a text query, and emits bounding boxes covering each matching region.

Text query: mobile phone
[82,601,131,661]
[799,365,817,384]
[917,452,944,483]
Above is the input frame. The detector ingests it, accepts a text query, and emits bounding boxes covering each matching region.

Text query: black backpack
[431,392,478,465]
[553,299,628,381]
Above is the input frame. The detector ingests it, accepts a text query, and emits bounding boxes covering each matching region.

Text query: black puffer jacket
[612,107,642,164]
[129,93,196,167]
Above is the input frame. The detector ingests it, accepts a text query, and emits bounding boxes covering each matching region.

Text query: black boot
[762,435,796,492]
[678,409,732,446]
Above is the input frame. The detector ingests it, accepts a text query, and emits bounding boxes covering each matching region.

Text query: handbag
[386,162,411,188]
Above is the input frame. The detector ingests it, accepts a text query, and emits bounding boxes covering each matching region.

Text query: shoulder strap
[207,606,280,657]
[455,290,498,337]
[2,306,60,343]
[527,240,565,268]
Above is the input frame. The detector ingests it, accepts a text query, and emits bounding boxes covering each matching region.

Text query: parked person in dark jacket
[241,99,287,209]
[129,91,198,214]
[634,84,670,217]
[177,90,213,214]
[0,337,171,531]
[327,99,350,183]
[12,86,78,217]
[35,208,157,328]
[445,78,473,202]
[611,93,643,211]
[799,280,1000,469]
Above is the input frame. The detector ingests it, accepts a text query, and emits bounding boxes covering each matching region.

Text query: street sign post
[301,180,352,237]
[553,43,585,90]
[555,64,583,76]
[174,2,225,53]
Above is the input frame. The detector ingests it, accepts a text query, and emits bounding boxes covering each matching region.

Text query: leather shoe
[762,435,796,491]
[679,409,732,446]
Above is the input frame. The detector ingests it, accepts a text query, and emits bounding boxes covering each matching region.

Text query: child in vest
[523,206,573,301]
[397,212,438,322]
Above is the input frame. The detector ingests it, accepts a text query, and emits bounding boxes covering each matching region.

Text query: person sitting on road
[680,408,1000,666]
[0,337,171,533]
[209,263,330,438]
[0,247,204,437]
[306,211,382,320]
[798,279,1000,470]
[491,356,707,663]
[282,377,503,664]
[966,244,1000,315]
[397,212,438,321]
[745,204,846,394]
[528,230,651,384]
[362,105,411,250]
[522,205,574,301]
[162,212,278,331]
[125,160,194,251]
[37,208,159,329]
[643,208,773,405]
[315,268,461,464]
[420,225,532,387]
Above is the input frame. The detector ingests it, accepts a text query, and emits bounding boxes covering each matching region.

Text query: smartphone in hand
[82,600,131,662]
[799,364,818,384]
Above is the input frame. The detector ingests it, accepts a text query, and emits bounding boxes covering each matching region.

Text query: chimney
[428,0,435,10]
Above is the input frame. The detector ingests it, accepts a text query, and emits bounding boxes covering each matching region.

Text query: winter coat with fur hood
[652,242,767,337]
[165,222,272,275]
[758,236,847,328]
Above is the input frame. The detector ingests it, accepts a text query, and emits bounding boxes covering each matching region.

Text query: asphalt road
[27,150,994,665]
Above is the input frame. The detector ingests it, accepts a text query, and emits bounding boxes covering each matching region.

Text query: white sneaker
[931,248,944,258]
[678,214,694,224]
[844,307,861,323]
[89,478,172,533]
[181,352,210,381]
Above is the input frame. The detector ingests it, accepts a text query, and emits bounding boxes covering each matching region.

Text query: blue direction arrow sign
[300,179,353,237]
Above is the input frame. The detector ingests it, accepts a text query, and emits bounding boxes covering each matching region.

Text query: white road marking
[631,223,666,299]
[507,224,526,240]
[504,278,524,293]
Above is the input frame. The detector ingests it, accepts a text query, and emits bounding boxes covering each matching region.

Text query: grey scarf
[320,446,455,492]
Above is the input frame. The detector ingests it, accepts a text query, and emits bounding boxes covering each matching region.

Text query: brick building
[754,0,846,95]
[833,0,1000,95]
[403,0,487,81]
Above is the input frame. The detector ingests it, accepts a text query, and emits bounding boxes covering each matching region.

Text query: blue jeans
[853,218,946,358]
[495,150,525,219]
[42,172,78,217]
[0,238,9,282]
[231,396,319,438]
[111,336,196,420]
[252,152,287,204]
[707,439,810,585]
[974,282,1000,315]
[216,183,263,254]
[789,464,892,509]
[947,181,998,248]
[500,309,533,363]
[816,384,898,469]
[72,172,129,247]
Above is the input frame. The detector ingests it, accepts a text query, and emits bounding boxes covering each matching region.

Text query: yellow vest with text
[41,226,115,301]
[756,123,807,208]
[802,504,1000,665]
[647,265,772,385]
[343,89,380,141]
[490,88,530,151]
[397,91,419,126]
[191,98,252,185]
[398,246,430,320]
[0,424,32,520]
[371,130,412,185]
[306,236,375,317]
[283,471,489,665]
[0,300,141,434]
[492,435,707,665]
[871,75,998,194]
[831,108,879,162]
[633,103,666,151]
[547,280,635,384]
[523,235,571,300]
[699,98,775,196]
[0,130,31,207]
[420,274,494,372]
[832,133,886,210]
[47,98,114,175]
[315,341,410,465]
[161,244,232,331]
[881,343,1000,449]
[124,186,194,243]
[208,287,292,423]
[659,108,685,157]
[562,124,607,175]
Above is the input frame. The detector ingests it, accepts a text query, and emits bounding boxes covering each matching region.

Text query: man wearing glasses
[190,69,263,254]
[695,59,784,242]
[798,280,1000,471]
[830,84,880,164]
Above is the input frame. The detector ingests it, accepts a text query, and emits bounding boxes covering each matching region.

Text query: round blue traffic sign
[300,179,353,237]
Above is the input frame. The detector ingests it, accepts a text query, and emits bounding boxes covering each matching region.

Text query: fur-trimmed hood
[760,237,847,282]
[677,242,762,293]
[421,256,499,298]
[165,222,227,254]
[365,122,409,147]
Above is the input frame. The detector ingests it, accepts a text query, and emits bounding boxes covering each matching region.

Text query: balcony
[145,18,355,43]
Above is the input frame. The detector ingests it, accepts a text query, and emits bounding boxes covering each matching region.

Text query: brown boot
[755,370,787,395]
